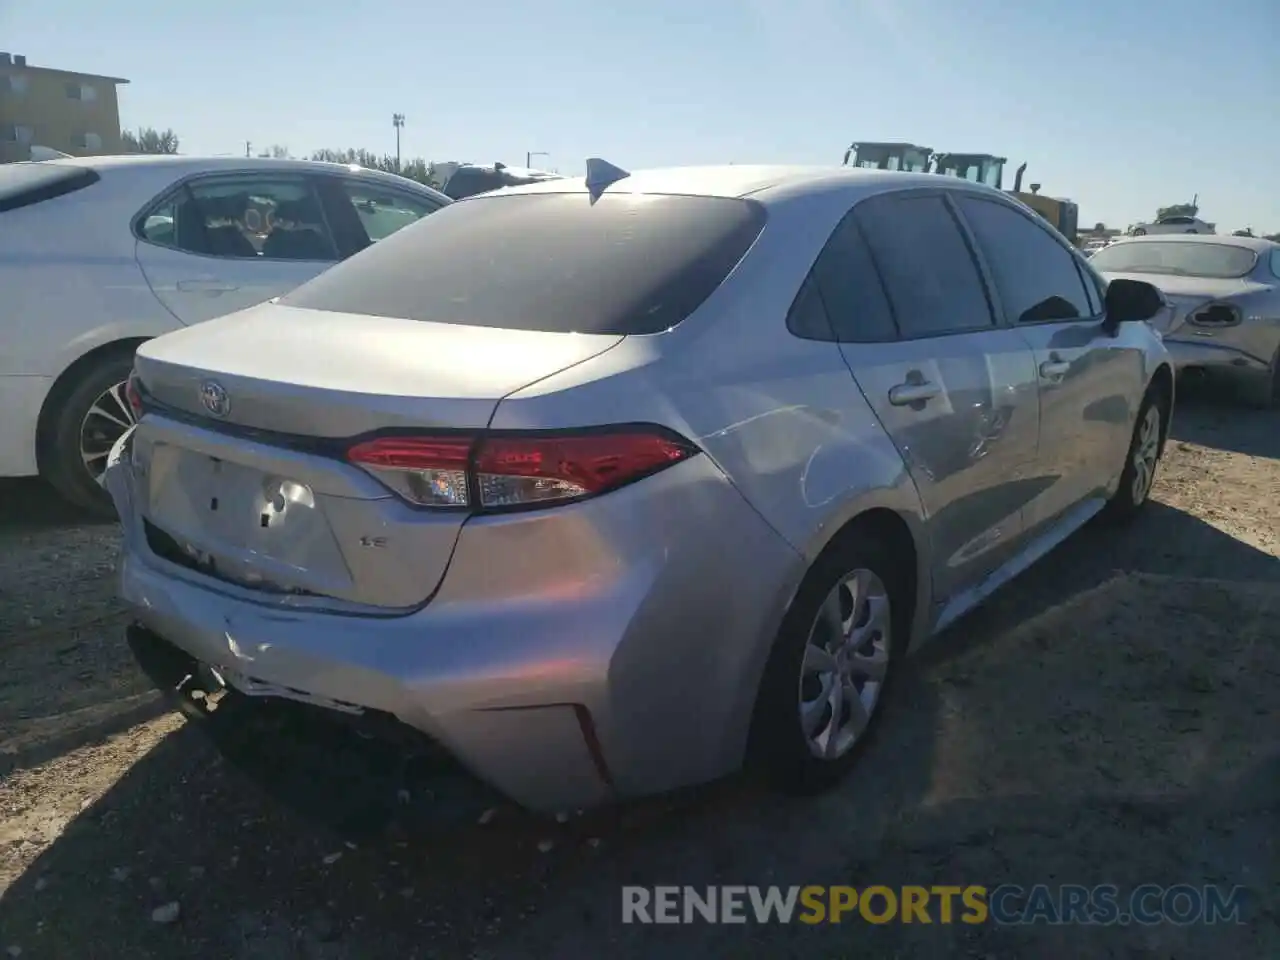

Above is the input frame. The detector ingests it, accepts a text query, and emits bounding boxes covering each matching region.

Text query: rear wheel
[42,352,138,518]
[748,533,906,794]
[1103,389,1165,522]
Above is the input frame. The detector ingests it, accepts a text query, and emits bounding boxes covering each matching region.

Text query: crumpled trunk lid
[115,302,624,609]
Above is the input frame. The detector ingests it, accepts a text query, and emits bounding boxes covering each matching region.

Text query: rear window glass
[441,169,506,199]
[281,192,768,335]
[0,163,99,212]
[1090,241,1257,279]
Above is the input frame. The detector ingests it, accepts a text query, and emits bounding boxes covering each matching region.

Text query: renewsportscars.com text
[621,884,1246,926]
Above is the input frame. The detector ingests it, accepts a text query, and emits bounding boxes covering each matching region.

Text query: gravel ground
[1,387,1277,959]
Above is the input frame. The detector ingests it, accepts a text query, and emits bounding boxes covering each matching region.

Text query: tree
[1155,202,1198,221]
[1265,233,1280,243]
[258,144,291,159]
[309,148,446,188]
[121,127,179,154]
[1093,222,1107,232]
[1232,228,1254,237]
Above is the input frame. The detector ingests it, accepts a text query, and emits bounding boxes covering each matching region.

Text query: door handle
[176,279,238,295]
[1039,358,1071,379]
[888,381,941,407]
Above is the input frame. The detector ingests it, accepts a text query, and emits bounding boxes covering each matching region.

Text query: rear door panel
[843,332,1042,590]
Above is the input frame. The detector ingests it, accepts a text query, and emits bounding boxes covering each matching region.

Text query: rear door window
[791,212,898,342]
[139,175,339,262]
[852,193,994,338]
[281,192,767,335]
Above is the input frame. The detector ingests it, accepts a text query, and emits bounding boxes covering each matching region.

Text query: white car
[0,155,449,513]
[1131,215,1215,236]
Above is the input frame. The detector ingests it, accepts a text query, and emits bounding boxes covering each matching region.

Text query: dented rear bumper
[102,431,803,812]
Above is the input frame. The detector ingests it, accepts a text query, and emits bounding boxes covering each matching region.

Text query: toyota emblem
[199,380,231,418]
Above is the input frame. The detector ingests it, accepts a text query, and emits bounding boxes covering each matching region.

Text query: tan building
[0,52,128,163]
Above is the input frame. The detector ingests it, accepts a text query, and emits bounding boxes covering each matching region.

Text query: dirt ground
[1,385,1277,960]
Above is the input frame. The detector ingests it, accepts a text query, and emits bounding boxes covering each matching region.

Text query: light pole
[526,150,549,169]
[392,113,405,172]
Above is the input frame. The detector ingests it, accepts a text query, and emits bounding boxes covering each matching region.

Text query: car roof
[491,164,987,205]
[452,163,561,179]
[40,154,450,200]
[1111,233,1277,252]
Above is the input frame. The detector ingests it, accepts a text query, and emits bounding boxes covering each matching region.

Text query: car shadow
[1170,383,1280,459]
[918,498,1280,674]
[1,434,1276,956]
[0,662,946,958]
[0,479,111,533]
[5,541,1275,958]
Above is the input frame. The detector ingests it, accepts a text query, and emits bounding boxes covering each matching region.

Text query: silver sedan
[103,163,1173,812]
[1092,234,1280,407]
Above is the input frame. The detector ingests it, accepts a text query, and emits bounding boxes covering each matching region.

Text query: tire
[42,351,138,518]
[747,531,908,795]
[1103,387,1166,522]
[1133,227,1147,236]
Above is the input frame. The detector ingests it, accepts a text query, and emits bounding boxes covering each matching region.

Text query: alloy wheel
[798,568,892,760]
[79,379,136,482]
[1130,406,1161,504]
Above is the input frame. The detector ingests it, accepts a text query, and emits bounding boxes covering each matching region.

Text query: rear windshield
[0,163,100,212]
[441,169,506,199]
[1090,240,1257,279]
[282,192,768,335]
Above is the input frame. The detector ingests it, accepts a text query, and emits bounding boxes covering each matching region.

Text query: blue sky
[4,0,1277,231]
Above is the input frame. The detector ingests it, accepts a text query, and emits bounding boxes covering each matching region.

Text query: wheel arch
[809,507,924,650]
[1148,361,1174,456]
[35,337,149,474]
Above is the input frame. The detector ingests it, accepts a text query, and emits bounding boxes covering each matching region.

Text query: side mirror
[1103,278,1165,332]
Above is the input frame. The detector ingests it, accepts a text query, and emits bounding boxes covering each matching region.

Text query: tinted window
[141,175,338,262]
[442,169,506,199]
[1089,241,1257,279]
[957,196,1094,323]
[804,214,896,342]
[0,163,99,212]
[1270,248,1280,281]
[786,275,835,340]
[282,193,767,335]
[853,194,993,338]
[1077,259,1103,315]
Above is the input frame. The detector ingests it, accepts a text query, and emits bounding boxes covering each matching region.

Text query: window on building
[1,124,34,144]
[65,82,98,102]
[74,132,103,152]
[5,74,28,95]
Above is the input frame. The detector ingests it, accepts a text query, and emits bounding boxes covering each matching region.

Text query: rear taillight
[346,426,698,511]
[125,371,144,419]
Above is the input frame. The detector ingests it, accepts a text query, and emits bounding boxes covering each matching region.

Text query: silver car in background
[1092,235,1280,407]
[103,163,1173,812]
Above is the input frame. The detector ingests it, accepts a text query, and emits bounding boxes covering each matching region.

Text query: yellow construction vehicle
[841,142,1080,245]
